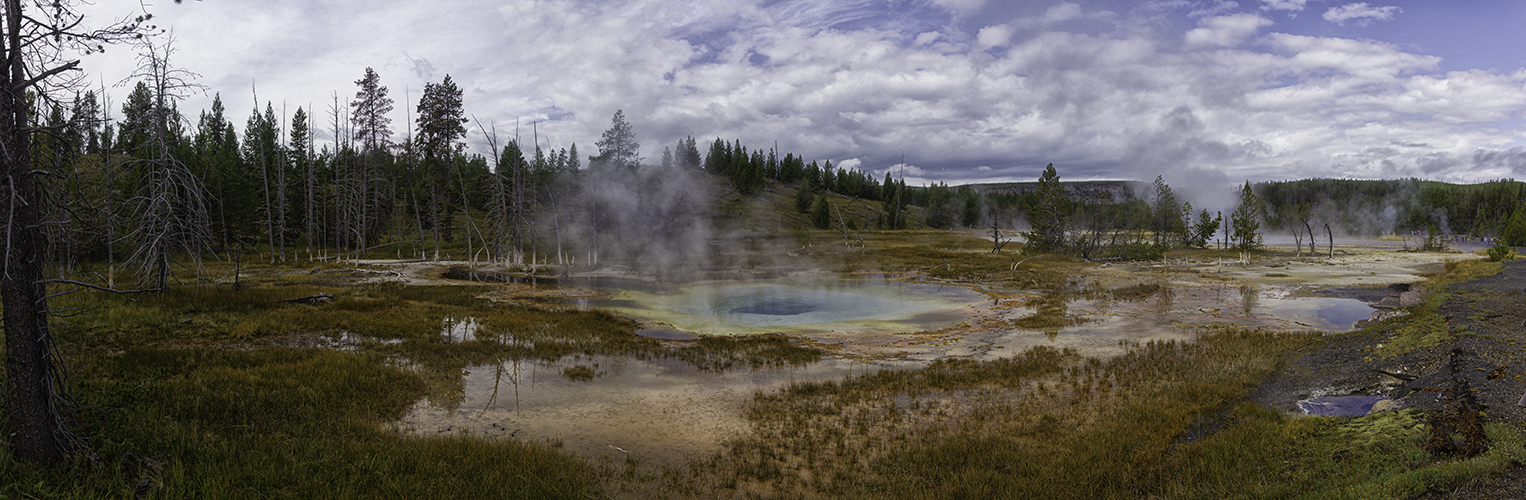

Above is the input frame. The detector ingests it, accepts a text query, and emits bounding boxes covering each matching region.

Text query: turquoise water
[593,276,987,335]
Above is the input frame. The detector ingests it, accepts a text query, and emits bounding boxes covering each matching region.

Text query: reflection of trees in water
[1152,282,1175,319]
[1240,285,1259,317]
[485,358,552,413]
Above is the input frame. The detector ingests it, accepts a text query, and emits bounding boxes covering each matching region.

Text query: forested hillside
[1255,178,1526,241]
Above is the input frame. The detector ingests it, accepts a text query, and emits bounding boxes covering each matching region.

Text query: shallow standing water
[398,267,1389,463]
[591,276,988,335]
[395,354,914,465]
[1260,296,1376,331]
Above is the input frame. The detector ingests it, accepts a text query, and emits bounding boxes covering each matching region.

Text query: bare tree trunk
[277,103,288,262]
[1,0,150,463]
[1293,224,1303,257]
[1326,223,1334,259]
[2,40,62,460]
[1303,220,1316,255]
[430,176,442,261]
[305,106,315,261]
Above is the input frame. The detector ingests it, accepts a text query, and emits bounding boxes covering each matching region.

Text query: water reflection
[440,317,480,343]
[397,354,915,465]
[1240,285,1258,318]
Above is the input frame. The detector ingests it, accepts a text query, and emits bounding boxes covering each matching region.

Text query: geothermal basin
[398,246,1464,466]
[591,275,988,336]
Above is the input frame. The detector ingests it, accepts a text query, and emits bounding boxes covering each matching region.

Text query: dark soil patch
[1250,260,1526,497]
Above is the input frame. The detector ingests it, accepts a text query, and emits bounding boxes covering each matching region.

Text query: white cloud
[931,0,986,17]
[1043,2,1083,23]
[1323,3,1401,26]
[875,163,929,180]
[65,0,1526,187]
[1188,0,1240,18]
[1260,0,1309,11]
[1185,14,1272,48]
[975,24,1015,49]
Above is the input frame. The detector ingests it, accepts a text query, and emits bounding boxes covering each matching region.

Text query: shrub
[1488,238,1515,262]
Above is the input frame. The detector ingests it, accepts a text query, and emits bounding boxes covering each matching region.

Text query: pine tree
[1189,208,1220,249]
[416,75,468,258]
[1231,181,1264,256]
[117,81,154,157]
[795,179,815,213]
[1020,163,1068,253]
[351,67,393,153]
[593,109,639,170]
[1151,175,1184,248]
[811,193,832,229]
[679,136,702,169]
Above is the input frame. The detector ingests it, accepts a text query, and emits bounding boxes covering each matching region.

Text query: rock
[1376,297,1401,309]
[1386,283,1411,296]
[1398,291,1423,308]
[1355,309,1409,329]
[1367,399,1399,414]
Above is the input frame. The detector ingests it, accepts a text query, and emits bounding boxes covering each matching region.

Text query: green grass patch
[1163,406,1526,499]
[1,348,602,499]
[1369,312,1453,360]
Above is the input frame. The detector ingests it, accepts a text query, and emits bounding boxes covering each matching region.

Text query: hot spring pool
[592,277,987,336]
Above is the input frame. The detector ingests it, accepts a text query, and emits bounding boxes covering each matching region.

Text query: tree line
[1256,178,1526,246]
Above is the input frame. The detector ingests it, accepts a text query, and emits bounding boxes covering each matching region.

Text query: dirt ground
[1248,259,1526,498]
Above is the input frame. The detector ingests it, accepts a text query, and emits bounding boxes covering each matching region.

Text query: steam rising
[569,162,712,281]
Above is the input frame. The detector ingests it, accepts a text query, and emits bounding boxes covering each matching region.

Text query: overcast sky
[75,0,1526,199]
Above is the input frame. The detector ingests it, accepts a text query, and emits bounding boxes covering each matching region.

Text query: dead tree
[1292,224,1304,257]
[989,206,1010,253]
[1326,223,1334,259]
[1303,220,1316,255]
[122,36,211,291]
[2,0,151,464]
[298,106,316,260]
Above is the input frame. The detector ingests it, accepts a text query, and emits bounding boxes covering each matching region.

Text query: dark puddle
[1298,395,1387,416]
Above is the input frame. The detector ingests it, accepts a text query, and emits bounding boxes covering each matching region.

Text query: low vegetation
[3,211,1520,499]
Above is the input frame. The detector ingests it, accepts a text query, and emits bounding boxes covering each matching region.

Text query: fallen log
[285,293,334,305]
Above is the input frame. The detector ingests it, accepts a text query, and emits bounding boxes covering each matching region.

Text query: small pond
[395,354,914,465]
[591,276,987,335]
[1298,395,1388,416]
[1259,296,1376,332]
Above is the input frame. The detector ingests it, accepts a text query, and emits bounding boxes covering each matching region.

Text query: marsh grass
[1161,406,1526,499]
[608,319,1524,499]
[7,246,1516,498]
[5,265,831,498]
[1,348,602,499]
[604,327,1321,498]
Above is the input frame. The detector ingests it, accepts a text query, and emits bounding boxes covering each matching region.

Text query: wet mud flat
[392,354,913,465]
[1250,259,1526,420]
[1249,259,1526,499]
[387,245,1477,469]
